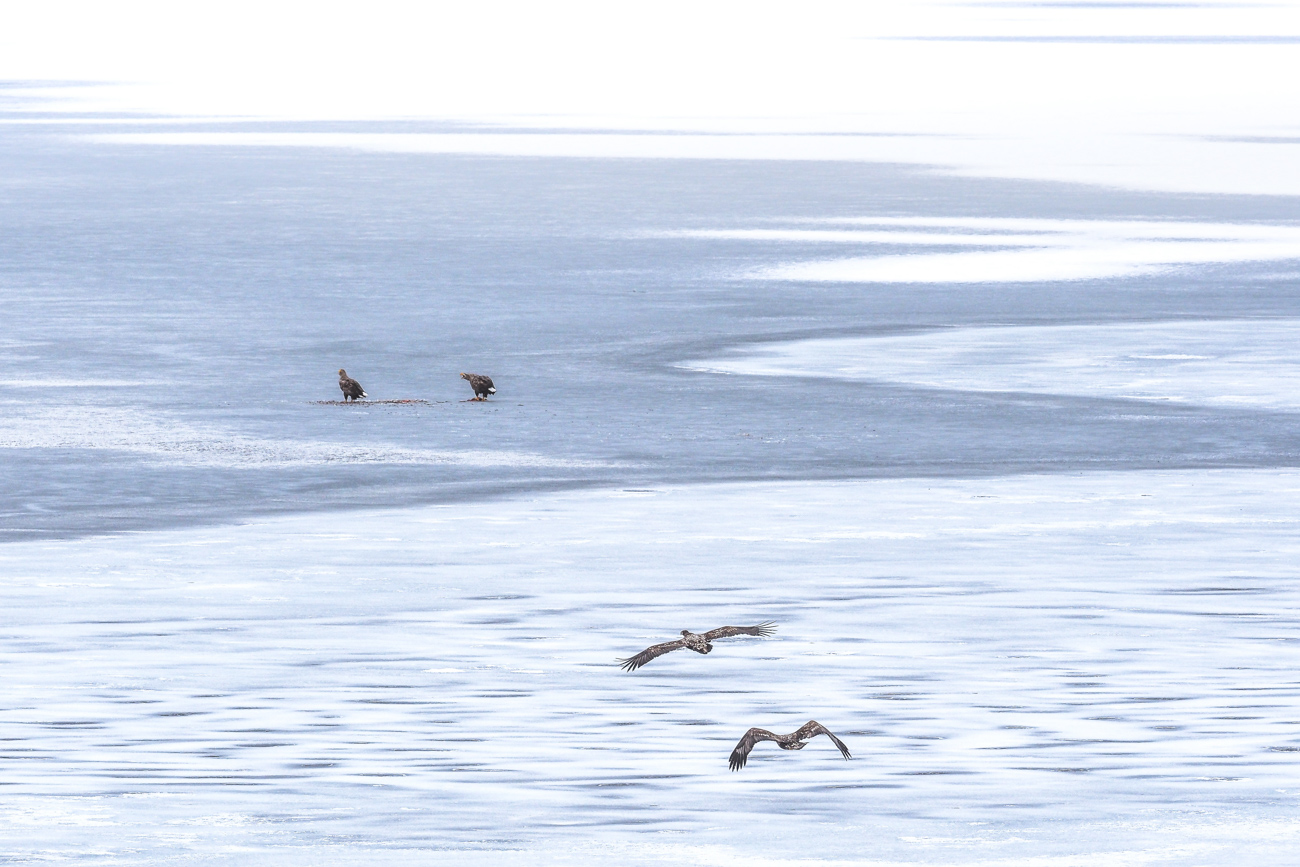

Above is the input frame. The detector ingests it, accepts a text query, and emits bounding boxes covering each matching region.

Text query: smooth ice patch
[6,379,153,388]
[0,405,610,469]
[78,129,1300,197]
[666,218,1300,283]
[684,318,1300,410]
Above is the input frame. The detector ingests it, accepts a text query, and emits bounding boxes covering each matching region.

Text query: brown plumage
[460,372,496,400]
[338,369,367,401]
[729,720,852,771]
[618,622,776,672]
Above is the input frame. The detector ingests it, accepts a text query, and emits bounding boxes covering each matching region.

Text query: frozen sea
[4,107,1300,861]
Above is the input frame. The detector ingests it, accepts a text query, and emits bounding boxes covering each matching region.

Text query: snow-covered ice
[684,319,1300,411]
[3,470,1300,863]
[665,218,1300,284]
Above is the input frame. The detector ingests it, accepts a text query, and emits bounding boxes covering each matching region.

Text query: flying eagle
[460,372,496,400]
[729,720,852,771]
[338,369,367,401]
[618,622,776,672]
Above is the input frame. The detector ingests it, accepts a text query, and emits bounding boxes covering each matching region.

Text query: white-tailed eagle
[729,720,852,771]
[460,372,496,400]
[338,369,367,401]
[618,622,776,672]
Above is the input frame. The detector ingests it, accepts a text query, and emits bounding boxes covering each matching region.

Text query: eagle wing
[618,639,686,672]
[795,720,852,760]
[702,621,777,641]
[340,377,366,398]
[729,727,779,771]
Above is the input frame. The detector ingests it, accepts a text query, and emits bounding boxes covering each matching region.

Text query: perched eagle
[729,720,852,771]
[338,368,367,401]
[460,372,496,400]
[618,622,776,672]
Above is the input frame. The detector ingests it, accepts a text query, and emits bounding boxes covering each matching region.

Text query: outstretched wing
[795,720,852,760]
[729,728,779,771]
[702,621,777,641]
[618,639,685,672]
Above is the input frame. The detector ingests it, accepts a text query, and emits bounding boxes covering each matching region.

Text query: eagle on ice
[728,720,852,771]
[460,372,496,400]
[338,369,367,401]
[618,622,776,672]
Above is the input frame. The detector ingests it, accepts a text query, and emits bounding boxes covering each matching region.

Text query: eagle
[460,372,496,400]
[729,720,852,771]
[338,368,367,401]
[618,622,776,672]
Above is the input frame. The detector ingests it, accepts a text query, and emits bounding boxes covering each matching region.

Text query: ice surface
[14,140,1300,540]
[7,379,151,388]
[83,129,1300,197]
[667,218,1300,283]
[7,9,1300,857]
[0,405,612,469]
[10,0,1300,200]
[682,319,1300,411]
[2,470,1300,863]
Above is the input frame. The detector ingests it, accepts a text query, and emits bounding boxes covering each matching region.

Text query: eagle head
[338,369,347,377]
[460,372,470,380]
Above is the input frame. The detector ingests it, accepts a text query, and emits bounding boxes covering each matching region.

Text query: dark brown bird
[618,622,776,672]
[338,369,367,401]
[460,372,496,400]
[729,720,852,771]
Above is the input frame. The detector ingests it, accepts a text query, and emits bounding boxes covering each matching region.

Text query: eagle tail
[487,387,496,393]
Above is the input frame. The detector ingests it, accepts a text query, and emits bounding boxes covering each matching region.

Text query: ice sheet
[3,471,1300,863]
[82,129,1300,197]
[667,218,1300,283]
[0,406,610,469]
[11,2,1300,195]
[684,319,1300,411]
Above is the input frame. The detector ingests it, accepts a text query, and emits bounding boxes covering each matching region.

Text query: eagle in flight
[460,372,496,400]
[338,369,367,401]
[618,622,776,672]
[729,720,852,771]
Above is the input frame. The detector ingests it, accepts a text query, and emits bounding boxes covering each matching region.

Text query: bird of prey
[460,372,496,400]
[729,720,852,771]
[338,368,367,401]
[618,622,776,672]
